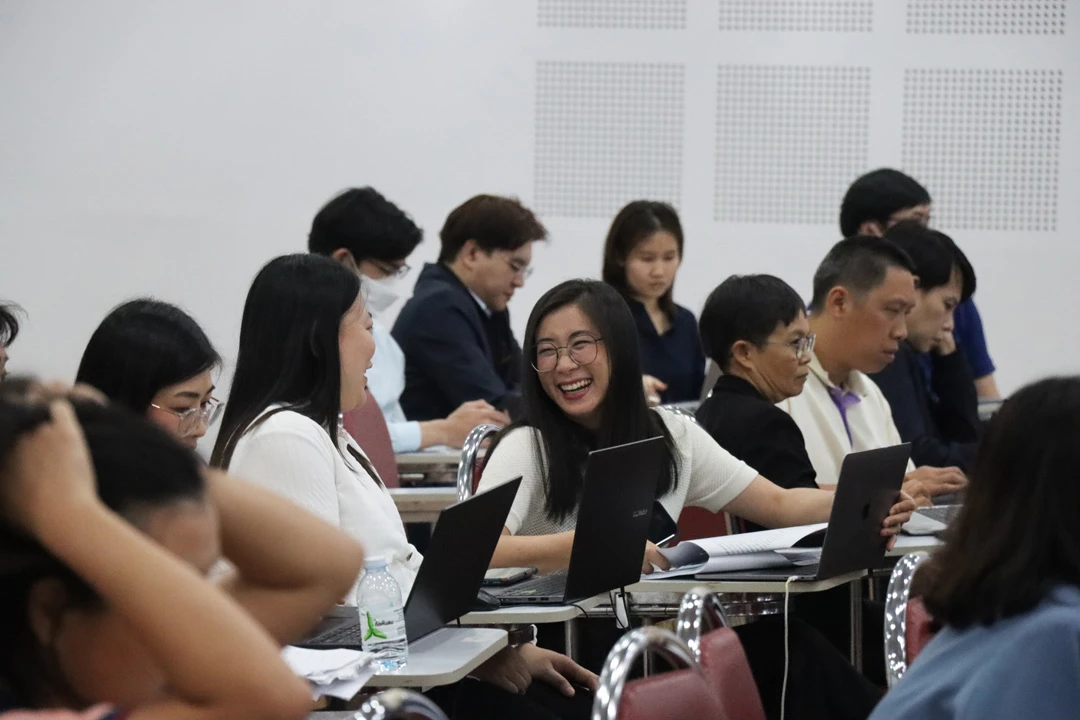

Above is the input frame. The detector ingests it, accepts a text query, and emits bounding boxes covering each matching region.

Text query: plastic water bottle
[355,556,408,671]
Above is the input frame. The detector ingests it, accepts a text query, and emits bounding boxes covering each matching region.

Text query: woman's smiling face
[534,303,610,431]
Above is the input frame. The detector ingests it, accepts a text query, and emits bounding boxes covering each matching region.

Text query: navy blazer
[627,299,706,404]
[392,263,521,421]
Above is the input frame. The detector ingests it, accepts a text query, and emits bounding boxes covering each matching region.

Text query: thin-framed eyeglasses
[533,335,603,373]
[765,333,816,360]
[149,397,224,437]
[371,260,411,280]
[503,257,533,280]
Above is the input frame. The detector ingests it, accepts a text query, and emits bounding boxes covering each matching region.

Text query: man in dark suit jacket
[393,195,547,421]
[695,274,819,532]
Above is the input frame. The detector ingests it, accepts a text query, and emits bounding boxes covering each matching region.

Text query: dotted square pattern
[714,65,871,224]
[902,69,1062,231]
[718,0,873,32]
[534,61,684,218]
[907,0,1066,34]
[538,0,686,29]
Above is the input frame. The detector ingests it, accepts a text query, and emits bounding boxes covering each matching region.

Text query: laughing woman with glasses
[75,299,221,450]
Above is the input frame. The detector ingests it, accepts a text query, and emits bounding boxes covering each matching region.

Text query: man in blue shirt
[840,169,999,398]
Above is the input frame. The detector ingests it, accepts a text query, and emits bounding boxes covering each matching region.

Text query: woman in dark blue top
[601,201,705,404]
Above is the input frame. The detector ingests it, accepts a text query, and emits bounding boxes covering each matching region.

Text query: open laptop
[703,444,912,581]
[490,436,665,605]
[299,477,522,648]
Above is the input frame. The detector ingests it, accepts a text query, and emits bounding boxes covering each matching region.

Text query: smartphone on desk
[649,501,679,547]
[482,566,538,586]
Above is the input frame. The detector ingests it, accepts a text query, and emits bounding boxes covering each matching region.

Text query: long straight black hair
[490,279,678,522]
[75,299,220,414]
[211,254,361,469]
[924,376,1080,628]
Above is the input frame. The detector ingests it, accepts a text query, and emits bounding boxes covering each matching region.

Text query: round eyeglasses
[765,333,816,360]
[150,397,224,437]
[533,335,603,373]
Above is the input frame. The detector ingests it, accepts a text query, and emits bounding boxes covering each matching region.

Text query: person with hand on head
[0,381,364,720]
[870,377,1080,720]
[75,300,221,451]
[840,168,999,400]
[870,221,980,473]
[1,303,23,382]
[393,194,547,422]
[778,237,965,505]
[602,201,704,406]
[212,254,596,720]
[695,275,820,532]
[308,187,509,451]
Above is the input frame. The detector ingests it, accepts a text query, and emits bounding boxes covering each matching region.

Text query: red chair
[675,587,767,720]
[884,551,935,686]
[342,389,399,488]
[593,626,726,720]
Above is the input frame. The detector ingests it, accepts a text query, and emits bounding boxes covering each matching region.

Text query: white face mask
[362,274,401,315]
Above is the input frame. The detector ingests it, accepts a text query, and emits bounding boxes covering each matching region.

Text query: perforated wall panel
[534,61,684,218]
[538,0,686,29]
[907,0,1067,35]
[718,0,873,32]
[713,65,871,224]
[902,69,1062,231]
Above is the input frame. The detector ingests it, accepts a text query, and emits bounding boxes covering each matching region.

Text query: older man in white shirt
[779,236,967,503]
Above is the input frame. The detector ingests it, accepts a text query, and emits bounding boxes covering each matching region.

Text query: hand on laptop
[642,541,670,574]
[906,466,968,499]
[880,491,917,550]
[440,400,510,447]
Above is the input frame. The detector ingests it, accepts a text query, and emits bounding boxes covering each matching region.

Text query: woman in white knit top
[477,280,914,574]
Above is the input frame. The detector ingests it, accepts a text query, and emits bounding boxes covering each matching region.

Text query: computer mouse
[472,588,500,611]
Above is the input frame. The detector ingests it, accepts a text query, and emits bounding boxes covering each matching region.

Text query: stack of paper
[282,646,376,701]
[645,523,827,579]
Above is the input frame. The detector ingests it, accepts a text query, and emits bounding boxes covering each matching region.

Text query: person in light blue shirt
[308,187,508,452]
[870,376,1080,720]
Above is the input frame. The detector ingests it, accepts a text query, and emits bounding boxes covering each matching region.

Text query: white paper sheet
[282,646,376,701]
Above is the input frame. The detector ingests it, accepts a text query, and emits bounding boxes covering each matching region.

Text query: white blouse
[476,410,759,536]
[227,406,422,603]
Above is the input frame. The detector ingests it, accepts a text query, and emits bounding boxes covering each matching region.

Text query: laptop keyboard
[915,505,962,524]
[310,622,363,646]
[497,569,569,598]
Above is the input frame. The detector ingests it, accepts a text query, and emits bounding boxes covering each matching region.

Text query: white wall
[1,0,1078,398]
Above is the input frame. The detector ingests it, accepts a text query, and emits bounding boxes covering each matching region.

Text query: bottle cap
[364,555,389,569]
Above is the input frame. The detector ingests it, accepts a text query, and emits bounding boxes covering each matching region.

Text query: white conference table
[458,594,607,659]
[388,486,458,523]
[366,626,507,688]
[887,534,944,557]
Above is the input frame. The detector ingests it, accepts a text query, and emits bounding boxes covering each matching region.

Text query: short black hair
[308,187,423,263]
[924,376,1080,629]
[699,275,807,372]
[437,195,547,264]
[884,220,976,302]
[810,236,916,310]
[839,168,932,238]
[0,303,22,347]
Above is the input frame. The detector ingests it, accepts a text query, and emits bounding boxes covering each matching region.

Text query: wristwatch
[506,624,538,647]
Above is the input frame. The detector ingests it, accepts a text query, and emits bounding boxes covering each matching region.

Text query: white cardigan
[228,407,422,603]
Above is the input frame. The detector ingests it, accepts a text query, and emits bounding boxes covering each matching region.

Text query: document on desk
[645,523,827,580]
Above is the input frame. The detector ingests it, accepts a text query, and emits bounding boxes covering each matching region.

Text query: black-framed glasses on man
[766,333,815,360]
[532,335,604,372]
[149,397,224,437]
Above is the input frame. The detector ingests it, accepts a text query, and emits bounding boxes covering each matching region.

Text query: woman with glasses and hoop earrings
[76,299,222,451]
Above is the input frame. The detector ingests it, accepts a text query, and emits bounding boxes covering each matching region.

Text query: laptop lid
[403,477,521,642]
[817,443,911,578]
[563,436,665,601]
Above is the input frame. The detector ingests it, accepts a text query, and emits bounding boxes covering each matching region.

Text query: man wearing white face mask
[309,187,509,451]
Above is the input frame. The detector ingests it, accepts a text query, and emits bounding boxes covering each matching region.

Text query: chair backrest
[357,688,448,720]
[675,588,766,720]
[342,389,399,488]
[884,551,931,687]
[905,596,936,665]
[593,626,725,720]
[456,423,501,501]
